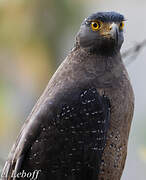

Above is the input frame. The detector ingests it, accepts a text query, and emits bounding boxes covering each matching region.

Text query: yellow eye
[119,21,124,30]
[91,21,101,31]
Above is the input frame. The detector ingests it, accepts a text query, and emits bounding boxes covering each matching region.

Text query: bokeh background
[0,0,146,179]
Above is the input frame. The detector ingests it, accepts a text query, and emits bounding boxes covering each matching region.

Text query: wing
[1,86,110,180]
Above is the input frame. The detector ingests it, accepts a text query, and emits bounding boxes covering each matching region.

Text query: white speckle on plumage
[61,113,65,116]
[71,169,76,172]
[115,136,118,140]
[78,141,83,144]
[109,134,113,138]
[84,90,88,94]
[117,148,120,152]
[82,101,86,105]
[109,144,114,148]
[72,131,76,134]
[92,130,97,133]
[71,126,75,129]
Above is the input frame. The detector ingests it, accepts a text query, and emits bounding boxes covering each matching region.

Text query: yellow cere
[91,21,101,31]
[119,21,124,30]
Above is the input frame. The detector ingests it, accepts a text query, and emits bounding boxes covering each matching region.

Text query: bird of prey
[2,12,134,180]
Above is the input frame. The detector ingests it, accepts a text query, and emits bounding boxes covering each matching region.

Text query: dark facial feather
[83,12,125,24]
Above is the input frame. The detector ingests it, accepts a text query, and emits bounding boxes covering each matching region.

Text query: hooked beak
[109,23,119,42]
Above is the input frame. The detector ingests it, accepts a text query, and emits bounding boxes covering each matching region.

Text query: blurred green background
[0,0,146,179]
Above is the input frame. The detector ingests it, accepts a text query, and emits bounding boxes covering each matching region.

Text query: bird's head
[76,12,125,56]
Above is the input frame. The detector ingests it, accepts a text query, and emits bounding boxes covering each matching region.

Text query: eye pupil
[93,23,97,28]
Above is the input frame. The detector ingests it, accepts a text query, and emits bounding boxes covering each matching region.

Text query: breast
[97,70,134,180]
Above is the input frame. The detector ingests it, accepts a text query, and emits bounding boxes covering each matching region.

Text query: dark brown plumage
[2,12,134,180]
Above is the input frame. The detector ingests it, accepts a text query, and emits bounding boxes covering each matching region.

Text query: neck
[71,46,123,88]
[75,40,121,57]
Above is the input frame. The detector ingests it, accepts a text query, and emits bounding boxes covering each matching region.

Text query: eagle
[1,12,134,180]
